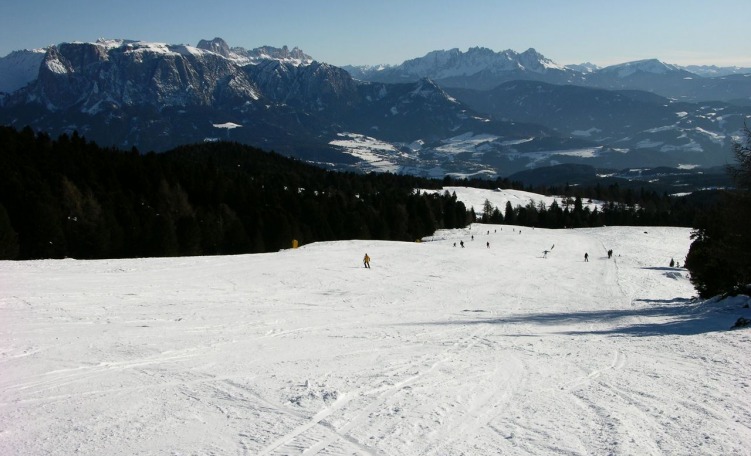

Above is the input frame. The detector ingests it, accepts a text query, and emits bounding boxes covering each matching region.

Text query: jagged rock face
[8,39,336,116]
[14,41,264,113]
[196,38,232,58]
[194,39,314,66]
[34,43,108,109]
[245,60,359,111]
[244,45,312,63]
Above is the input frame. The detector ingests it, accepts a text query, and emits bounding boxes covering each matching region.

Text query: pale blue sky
[2,0,749,67]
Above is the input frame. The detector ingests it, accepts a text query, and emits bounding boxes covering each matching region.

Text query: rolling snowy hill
[2,187,749,455]
[423,186,604,214]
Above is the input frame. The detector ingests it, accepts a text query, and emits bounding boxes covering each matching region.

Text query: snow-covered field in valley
[2,194,750,454]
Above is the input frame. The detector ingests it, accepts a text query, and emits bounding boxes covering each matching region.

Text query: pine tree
[504,201,516,225]
[685,124,751,297]
[0,204,19,259]
[482,199,494,223]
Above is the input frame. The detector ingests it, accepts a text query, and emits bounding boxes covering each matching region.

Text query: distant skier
[607,249,613,259]
[486,241,490,248]
[584,252,589,262]
[460,240,465,248]
[670,258,675,268]
[542,244,554,258]
[363,253,371,269]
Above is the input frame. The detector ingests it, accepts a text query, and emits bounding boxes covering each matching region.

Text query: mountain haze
[348,47,751,103]
[347,47,583,90]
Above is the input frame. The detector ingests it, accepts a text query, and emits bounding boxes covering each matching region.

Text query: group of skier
[362,238,682,270]
[361,229,644,268]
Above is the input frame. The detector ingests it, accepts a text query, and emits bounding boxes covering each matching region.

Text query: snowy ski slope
[1,191,750,454]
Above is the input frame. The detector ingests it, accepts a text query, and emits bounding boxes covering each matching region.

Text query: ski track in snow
[1,205,750,455]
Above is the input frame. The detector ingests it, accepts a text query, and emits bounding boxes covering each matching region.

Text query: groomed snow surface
[2,206,751,454]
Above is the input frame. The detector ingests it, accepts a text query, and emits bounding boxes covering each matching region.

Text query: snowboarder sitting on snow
[363,253,371,268]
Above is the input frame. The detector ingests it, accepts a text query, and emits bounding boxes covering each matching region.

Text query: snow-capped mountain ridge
[365,46,570,84]
[0,37,314,97]
[20,40,260,112]
[1,37,320,114]
[565,62,601,73]
[682,64,751,77]
[597,58,686,78]
[348,48,751,102]
[0,48,46,94]
[93,38,140,49]
[196,37,313,66]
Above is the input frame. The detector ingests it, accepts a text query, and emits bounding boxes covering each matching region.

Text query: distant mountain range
[1,38,749,179]
[344,47,751,104]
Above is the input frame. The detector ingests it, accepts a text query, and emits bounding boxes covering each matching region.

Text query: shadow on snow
[415,297,750,337]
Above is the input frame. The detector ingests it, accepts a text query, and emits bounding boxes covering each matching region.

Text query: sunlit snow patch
[421,186,604,214]
[45,58,68,75]
[514,147,603,168]
[694,127,725,144]
[571,127,602,137]
[329,133,404,173]
[211,122,242,139]
[213,122,242,130]
[434,133,501,156]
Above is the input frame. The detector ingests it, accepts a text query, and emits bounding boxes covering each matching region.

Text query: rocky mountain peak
[566,62,600,73]
[0,48,46,93]
[518,48,564,72]
[246,45,313,64]
[197,37,232,57]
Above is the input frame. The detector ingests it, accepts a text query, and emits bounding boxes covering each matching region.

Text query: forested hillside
[0,126,722,261]
[446,174,715,229]
[0,127,469,260]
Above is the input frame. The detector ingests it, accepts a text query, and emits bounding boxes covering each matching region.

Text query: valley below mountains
[1,37,749,180]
